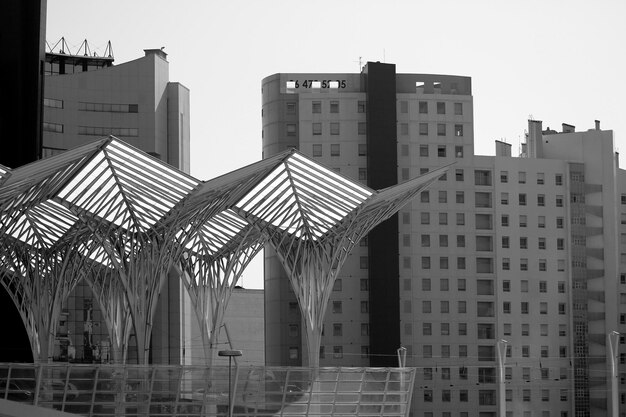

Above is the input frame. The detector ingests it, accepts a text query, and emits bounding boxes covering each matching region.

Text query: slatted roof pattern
[58,140,200,234]
[235,152,373,240]
[180,209,252,257]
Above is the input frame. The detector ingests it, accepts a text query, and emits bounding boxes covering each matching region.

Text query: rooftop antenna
[354,56,363,72]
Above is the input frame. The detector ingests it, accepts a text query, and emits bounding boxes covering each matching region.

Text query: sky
[47,0,626,289]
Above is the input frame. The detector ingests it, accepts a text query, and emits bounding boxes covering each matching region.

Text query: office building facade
[262,62,624,416]
[42,47,190,364]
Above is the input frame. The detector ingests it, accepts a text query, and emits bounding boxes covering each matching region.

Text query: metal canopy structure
[0,138,446,369]
[232,152,449,367]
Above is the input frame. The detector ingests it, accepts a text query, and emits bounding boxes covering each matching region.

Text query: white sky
[47,0,626,289]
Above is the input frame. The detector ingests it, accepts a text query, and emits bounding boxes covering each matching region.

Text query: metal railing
[0,363,415,417]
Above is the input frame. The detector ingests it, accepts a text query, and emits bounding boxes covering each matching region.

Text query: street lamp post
[608,331,620,417]
[497,339,509,417]
[218,350,242,417]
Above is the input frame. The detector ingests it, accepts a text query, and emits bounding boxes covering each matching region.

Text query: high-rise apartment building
[262,62,624,417]
[42,46,191,364]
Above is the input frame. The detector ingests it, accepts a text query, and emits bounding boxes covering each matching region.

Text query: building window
[289,347,299,359]
[457,235,465,247]
[399,123,408,135]
[540,302,548,314]
[79,101,139,113]
[358,122,367,135]
[439,257,449,270]
[519,193,527,205]
[333,346,343,358]
[437,145,446,157]
[503,302,511,314]
[555,174,563,185]
[556,195,563,207]
[330,123,340,136]
[502,258,510,270]
[332,301,342,313]
[399,100,408,113]
[312,123,322,135]
[558,303,566,314]
[557,217,564,228]
[538,215,546,228]
[360,256,368,269]
[521,302,529,314]
[459,345,468,358]
[361,346,369,358]
[454,102,463,115]
[456,191,464,203]
[422,278,431,291]
[422,257,431,269]
[437,102,446,114]
[538,237,546,250]
[360,279,369,291]
[439,212,448,225]
[455,145,464,157]
[419,101,428,114]
[333,323,342,336]
[286,102,296,114]
[437,123,446,136]
[358,101,366,113]
[458,279,466,291]
[312,101,321,113]
[422,301,431,313]
[312,144,322,157]
[538,194,545,206]
[418,122,428,136]
[439,191,447,204]
[456,169,464,181]
[43,122,64,133]
[423,390,433,402]
[502,215,509,227]
[502,236,510,248]
[455,124,463,137]
[536,172,545,184]
[458,301,467,314]
[330,143,340,156]
[361,301,369,313]
[519,171,526,184]
[43,98,64,109]
[330,101,339,113]
[500,171,508,183]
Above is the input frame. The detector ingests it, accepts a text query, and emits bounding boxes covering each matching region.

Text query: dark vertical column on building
[0,0,46,363]
[363,62,399,367]
[0,0,46,168]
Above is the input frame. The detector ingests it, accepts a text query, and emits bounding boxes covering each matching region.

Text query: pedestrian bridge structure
[0,362,415,417]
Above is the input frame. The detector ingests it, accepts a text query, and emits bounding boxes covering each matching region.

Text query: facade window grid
[78,102,138,113]
[78,126,138,137]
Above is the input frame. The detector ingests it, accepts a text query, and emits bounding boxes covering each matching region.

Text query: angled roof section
[235,152,373,240]
[58,139,200,233]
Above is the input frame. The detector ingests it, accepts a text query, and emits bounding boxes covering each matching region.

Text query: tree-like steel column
[82,262,133,364]
[180,212,265,367]
[0,236,90,363]
[235,153,447,367]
